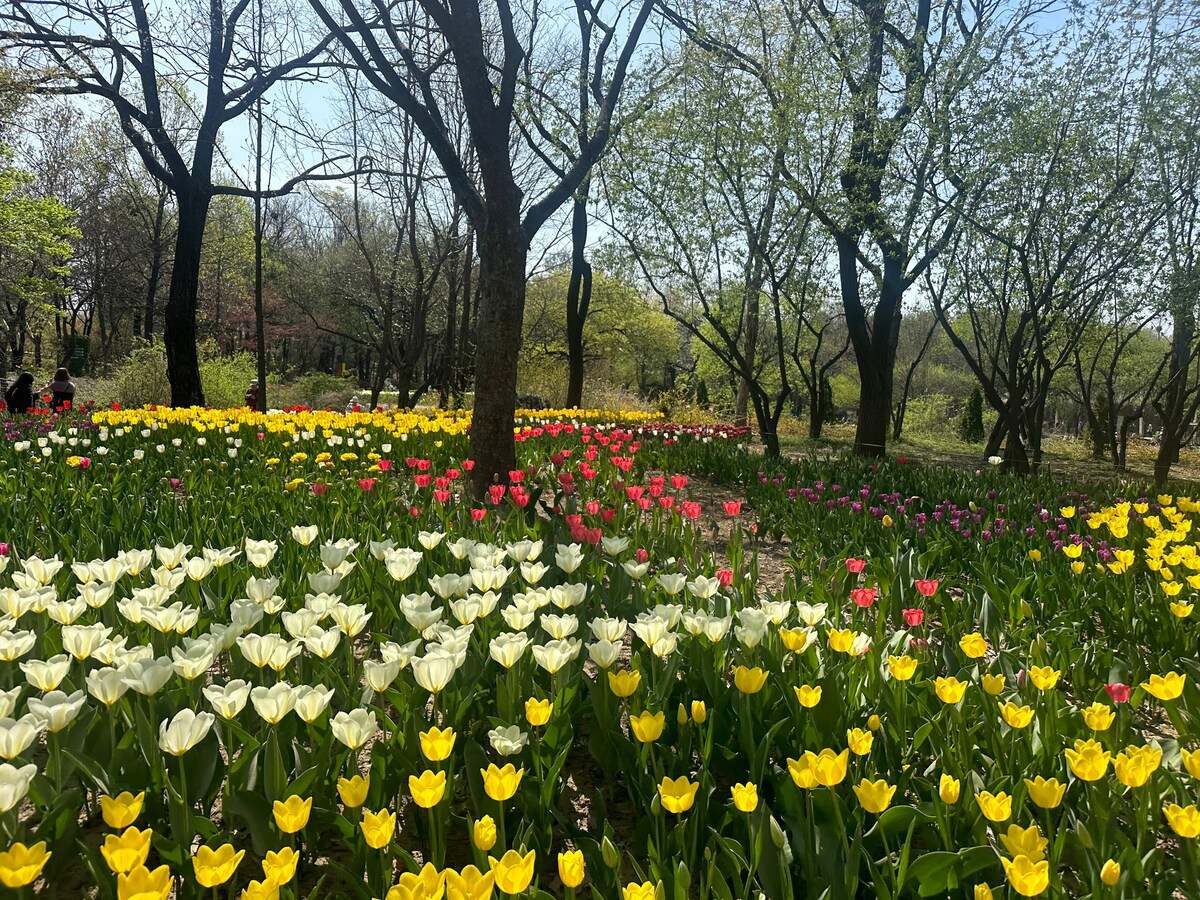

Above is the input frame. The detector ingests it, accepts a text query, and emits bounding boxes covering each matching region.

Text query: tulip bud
[1100,859,1120,885]
[867,714,881,732]
[769,815,786,849]
[601,835,620,869]
[675,861,690,891]
[651,794,662,815]
[691,700,707,724]
[677,703,688,726]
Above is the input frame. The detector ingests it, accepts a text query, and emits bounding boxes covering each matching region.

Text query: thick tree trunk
[164,188,209,407]
[565,195,591,409]
[469,205,527,493]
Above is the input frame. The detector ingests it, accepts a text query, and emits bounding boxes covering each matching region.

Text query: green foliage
[114,342,257,409]
[275,372,358,410]
[957,387,985,443]
[0,146,78,310]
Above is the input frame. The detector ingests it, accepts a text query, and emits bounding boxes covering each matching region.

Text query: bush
[957,387,985,443]
[274,372,358,409]
[113,345,170,408]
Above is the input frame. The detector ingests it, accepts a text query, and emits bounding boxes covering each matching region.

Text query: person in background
[3,372,35,415]
[245,380,259,409]
[43,368,75,412]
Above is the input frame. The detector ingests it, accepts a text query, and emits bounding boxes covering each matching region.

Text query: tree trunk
[564,195,591,409]
[734,280,762,429]
[144,193,168,340]
[164,188,209,407]
[469,205,527,493]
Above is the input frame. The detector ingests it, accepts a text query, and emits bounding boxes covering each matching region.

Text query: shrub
[957,386,985,443]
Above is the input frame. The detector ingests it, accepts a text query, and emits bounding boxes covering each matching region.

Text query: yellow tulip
[101,826,152,874]
[193,844,244,888]
[1142,672,1186,701]
[419,726,456,762]
[488,849,536,894]
[0,841,50,888]
[558,849,585,888]
[1024,776,1066,809]
[975,791,1012,822]
[361,808,397,849]
[338,774,369,808]
[959,633,988,659]
[272,795,312,833]
[100,791,145,830]
[657,776,699,813]
[731,782,758,812]
[867,714,882,732]
[623,883,659,900]
[1182,748,1200,780]
[1000,702,1034,729]
[934,677,967,704]
[827,628,858,653]
[608,670,641,698]
[473,816,498,851]
[1001,854,1050,897]
[974,885,994,900]
[409,769,447,808]
[813,748,849,787]
[390,863,444,900]
[732,665,768,694]
[691,701,707,724]
[794,685,822,708]
[939,774,961,804]
[481,764,524,802]
[1113,745,1161,789]
[629,711,665,743]
[1027,666,1060,691]
[525,698,553,726]
[1171,601,1194,618]
[238,883,276,900]
[780,626,813,652]
[445,864,495,900]
[1071,561,1085,575]
[981,674,1006,696]
[887,655,917,681]
[999,824,1047,863]
[852,778,896,814]
[1080,702,1114,731]
[1166,803,1200,838]
[117,864,173,900]
[263,847,299,885]
[787,754,818,789]
[1100,859,1120,885]
[1064,739,1111,781]
[846,727,874,755]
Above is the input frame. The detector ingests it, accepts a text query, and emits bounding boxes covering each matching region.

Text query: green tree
[0,148,78,373]
[957,387,984,444]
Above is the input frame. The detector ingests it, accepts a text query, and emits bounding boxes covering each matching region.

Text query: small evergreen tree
[958,386,985,443]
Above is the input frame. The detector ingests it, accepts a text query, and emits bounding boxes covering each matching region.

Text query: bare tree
[2,0,345,404]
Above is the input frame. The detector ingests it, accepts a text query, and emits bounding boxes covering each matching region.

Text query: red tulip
[914,579,939,596]
[845,558,866,574]
[311,482,328,496]
[358,478,376,491]
[716,569,733,587]
[902,608,924,626]
[723,500,743,516]
[850,587,876,608]
[1104,683,1131,703]
[470,508,487,521]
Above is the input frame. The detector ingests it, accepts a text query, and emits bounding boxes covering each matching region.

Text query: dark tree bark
[564,194,592,409]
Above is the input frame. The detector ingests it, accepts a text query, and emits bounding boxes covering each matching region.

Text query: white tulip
[489,632,530,669]
[622,561,649,579]
[488,725,528,756]
[630,618,668,647]
[760,599,792,625]
[28,690,86,733]
[184,556,215,582]
[385,548,423,582]
[246,577,280,605]
[245,539,279,568]
[251,682,298,723]
[555,544,585,575]
[796,602,828,626]
[650,604,684,628]
[300,626,342,659]
[687,576,721,600]
[656,573,687,596]
[0,716,41,759]
[85,667,130,706]
[0,689,20,720]
[307,571,343,594]
[293,685,334,723]
[21,655,71,692]
[21,556,63,586]
[331,604,372,638]
[62,623,112,660]
[587,640,622,669]
[418,531,445,550]
[203,680,252,719]
[363,659,402,693]
[589,617,628,642]
[330,708,378,750]
[0,763,37,813]
[531,639,581,675]
[291,525,319,546]
[154,544,191,570]
[540,614,579,640]
[78,582,115,609]
[411,651,459,694]
[282,609,322,638]
[120,657,176,695]
[378,639,421,667]
[320,539,359,570]
[0,632,37,663]
[601,536,630,556]
[158,708,214,756]
[447,537,476,560]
